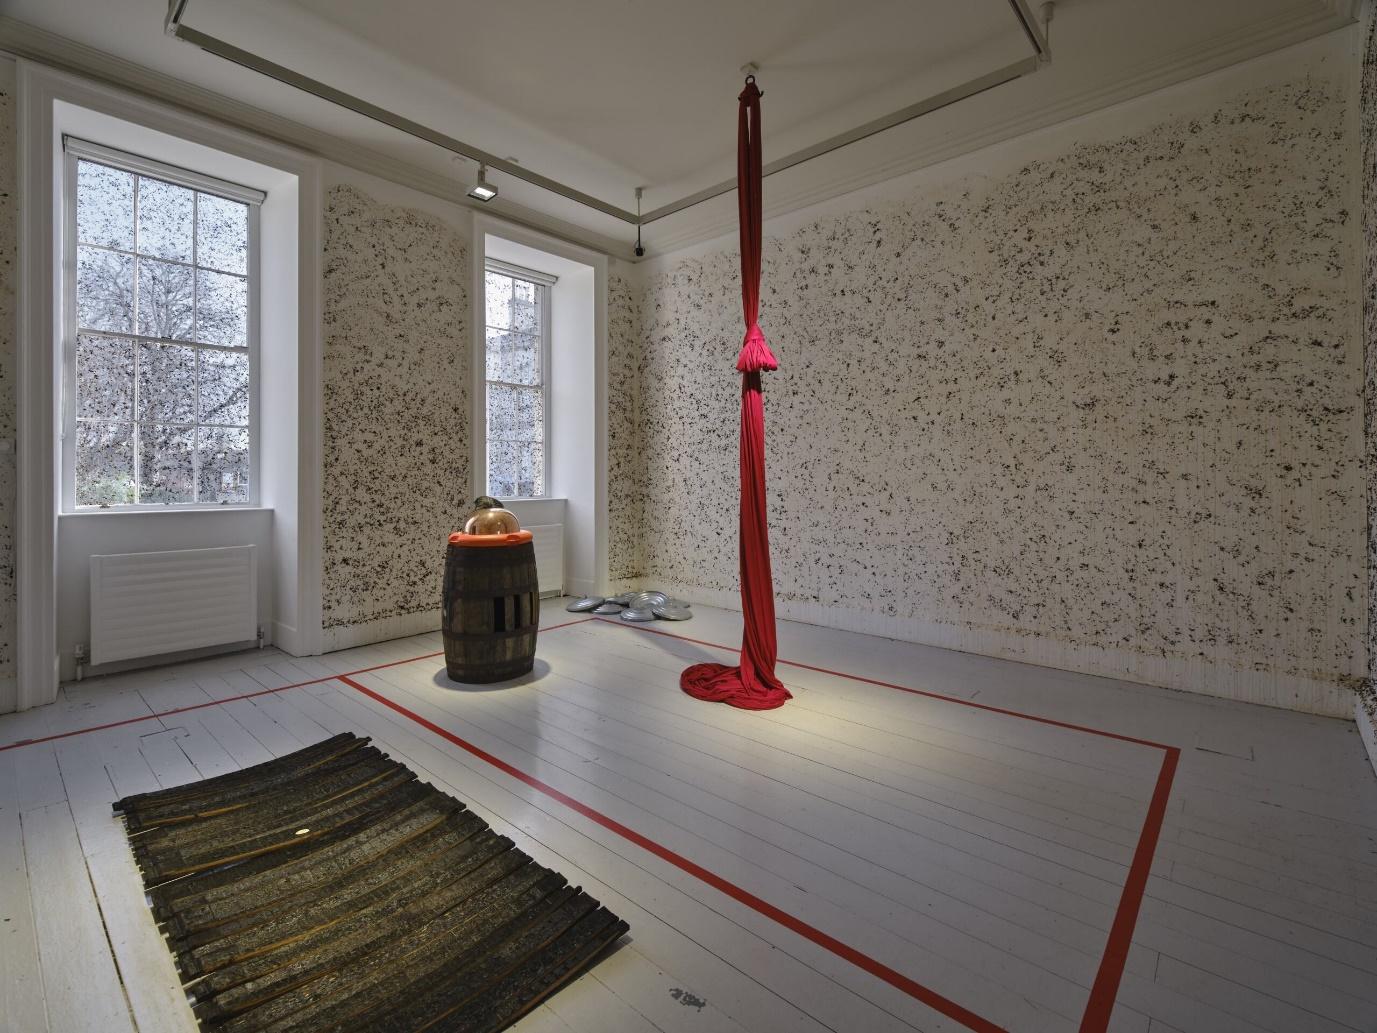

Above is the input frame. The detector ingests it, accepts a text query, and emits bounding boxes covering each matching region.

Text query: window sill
[59,505,273,518]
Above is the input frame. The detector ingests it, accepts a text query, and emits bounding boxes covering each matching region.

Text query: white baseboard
[638,576,1355,718]
[321,609,440,653]
[1357,697,1377,781]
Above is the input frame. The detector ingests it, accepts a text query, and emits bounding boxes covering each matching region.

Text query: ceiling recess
[164,0,1052,239]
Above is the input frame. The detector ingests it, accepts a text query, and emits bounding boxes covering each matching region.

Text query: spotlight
[468,164,497,202]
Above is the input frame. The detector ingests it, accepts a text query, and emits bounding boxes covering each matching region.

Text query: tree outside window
[484,266,547,499]
[71,152,255,507]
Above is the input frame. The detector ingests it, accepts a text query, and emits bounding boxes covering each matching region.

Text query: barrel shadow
[431,657,552,692]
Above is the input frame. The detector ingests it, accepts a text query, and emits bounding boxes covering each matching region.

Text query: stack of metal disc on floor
[566,590,692,622]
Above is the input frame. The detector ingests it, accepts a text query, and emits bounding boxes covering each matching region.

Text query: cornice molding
[1323,0,1363,20]
[642,3,1358,256]
[0,16,637,259]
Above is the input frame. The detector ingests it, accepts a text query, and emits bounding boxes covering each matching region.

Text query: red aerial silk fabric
[680,78,792,711]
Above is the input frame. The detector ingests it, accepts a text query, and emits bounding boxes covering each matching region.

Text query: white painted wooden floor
[1,601,1375,1033]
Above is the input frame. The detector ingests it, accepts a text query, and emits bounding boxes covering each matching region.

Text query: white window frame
[59,136,264,512]
[483,258,555,500]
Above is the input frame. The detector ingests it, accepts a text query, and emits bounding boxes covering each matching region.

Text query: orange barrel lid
[447,530,534,547]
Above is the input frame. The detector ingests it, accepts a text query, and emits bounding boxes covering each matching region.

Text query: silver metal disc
[652,605,693,621]
[664,598,692,609]
[629,591,668,610]
[609,592,637,605]
[620,607,657,622]
[592,602,625,615]
[565,596,605,613]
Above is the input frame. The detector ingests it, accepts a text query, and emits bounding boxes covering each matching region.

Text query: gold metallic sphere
[463,503,521,535]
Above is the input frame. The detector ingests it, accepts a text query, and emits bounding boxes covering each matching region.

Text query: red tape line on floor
[0,617,596,752]
[594,617,1174,749]
[338,671,1006,1033]
[586,616,1182,1033]
[4,611,1178,1033]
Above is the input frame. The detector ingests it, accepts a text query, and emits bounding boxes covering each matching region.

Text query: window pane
[511,278,540,334]
[137,257,195,340]
[199,349,250,425]
[487,438,518,498]
[136,177,194,262]
[77,161,134,250]
[137,342,196,424]
[487,383,543,442]
[484,271,512,329]
[77,246,134,333]
[518,442,544,498]
[76,421,135,506]
[198,426,250,504]
[197,193,248,274]
[76,335,134,421]
[197,269,248,347]
[488,383,515,441]
[518,385,544,442]
[485,328,539,385]
[138,424,195,504]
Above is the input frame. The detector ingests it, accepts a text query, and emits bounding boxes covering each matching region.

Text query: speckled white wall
[622,45,1364,716]
[1359,13,1377,760]
[0,60,16,712]
[608,272,645,582]
[320,182,470,644]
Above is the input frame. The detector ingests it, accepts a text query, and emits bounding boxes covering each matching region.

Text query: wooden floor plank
[53,734,198,1033]
[22,801,136,1033]
[0,752,49,1033]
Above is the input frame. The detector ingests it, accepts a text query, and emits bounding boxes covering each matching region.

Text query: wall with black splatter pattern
[608,272,646,582]
[0,60,15,712]
[1358,11,1377,759]
[621,42,1364,716]
[320,183,470,642]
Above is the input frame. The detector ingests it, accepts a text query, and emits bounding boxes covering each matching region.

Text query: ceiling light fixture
[468,164,498,202]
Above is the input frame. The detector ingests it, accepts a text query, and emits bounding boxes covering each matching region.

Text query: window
[484,261,552,499]
[63,139,263,508]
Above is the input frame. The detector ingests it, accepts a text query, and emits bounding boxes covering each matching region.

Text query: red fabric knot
[735,323,778,373]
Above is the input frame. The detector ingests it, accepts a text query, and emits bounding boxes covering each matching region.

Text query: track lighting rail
[164,0,1053,238]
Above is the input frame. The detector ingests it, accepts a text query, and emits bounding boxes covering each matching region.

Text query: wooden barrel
[441,532,540,683]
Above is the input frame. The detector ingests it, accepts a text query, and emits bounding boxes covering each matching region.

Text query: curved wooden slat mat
[114,732,629,1033]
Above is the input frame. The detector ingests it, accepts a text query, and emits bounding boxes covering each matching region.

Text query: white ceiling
[0,0,1357,257]
[282,0,1030,198]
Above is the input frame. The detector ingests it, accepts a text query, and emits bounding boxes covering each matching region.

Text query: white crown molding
[1324,0,1363,19]
[0,15,638,260]
[642,3,1358,256]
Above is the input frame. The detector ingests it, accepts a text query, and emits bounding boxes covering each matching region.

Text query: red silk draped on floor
[679,78,792,711]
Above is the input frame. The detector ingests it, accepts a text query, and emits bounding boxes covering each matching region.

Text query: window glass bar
[483,264,549,499]
[68,142,256,508]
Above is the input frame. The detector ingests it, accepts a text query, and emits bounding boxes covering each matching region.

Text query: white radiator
[90,545,257,666]
[526,524,565,598]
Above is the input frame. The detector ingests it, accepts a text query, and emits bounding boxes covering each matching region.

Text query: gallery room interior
[0,1,1375,1031]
